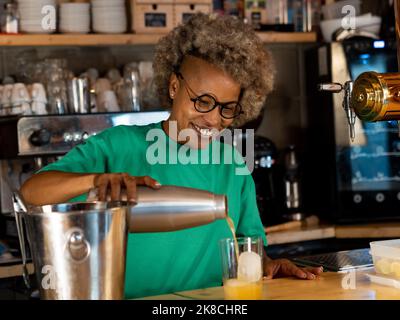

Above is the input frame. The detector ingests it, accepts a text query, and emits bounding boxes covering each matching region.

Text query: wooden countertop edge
[266,222,400,245]
[266,225,336,245]
[0,263,34,279]
[335,223,400,239]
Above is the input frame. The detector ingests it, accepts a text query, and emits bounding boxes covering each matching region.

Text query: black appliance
[304,38,400,223]
[251,135,285,226]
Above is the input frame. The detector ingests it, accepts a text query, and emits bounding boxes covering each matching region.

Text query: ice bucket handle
[66,228,91,263]
[12,191,31,289]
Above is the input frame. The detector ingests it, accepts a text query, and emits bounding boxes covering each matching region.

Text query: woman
[21,13,322,299]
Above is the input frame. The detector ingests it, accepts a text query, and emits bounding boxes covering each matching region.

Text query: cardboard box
[132,2,175,33]
[131,0,213,33]
[174,3,212,26]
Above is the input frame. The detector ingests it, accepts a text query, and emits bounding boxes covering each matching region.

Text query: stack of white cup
[30,83,48,115]
[18,0,56,34]
[95,78,120,112]
[11,83,32,115]
[0,83,47,116]
[0,83,31,115]
[91,0,127,34]
[1,84,17,115]
[60,3,91,34]
[0,85,11,115]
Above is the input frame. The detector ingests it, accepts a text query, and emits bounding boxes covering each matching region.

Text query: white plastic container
[366,273,400,289]
[321,0,361,20]
[370,239,400,280]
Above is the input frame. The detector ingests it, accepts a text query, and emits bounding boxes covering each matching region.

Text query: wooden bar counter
[142,268,400,300]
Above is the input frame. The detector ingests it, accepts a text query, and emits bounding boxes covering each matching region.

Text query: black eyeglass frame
[175,71,244,120]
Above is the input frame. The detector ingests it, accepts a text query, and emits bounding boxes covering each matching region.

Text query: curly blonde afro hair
[153,12,275,127]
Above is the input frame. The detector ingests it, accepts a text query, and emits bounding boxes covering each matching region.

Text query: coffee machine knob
[29,128,51,146]
[72,132,81,142]
[82,131,89,141]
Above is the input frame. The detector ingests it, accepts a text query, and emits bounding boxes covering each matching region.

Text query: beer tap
[317,2,400,140]
[318,81,357,142]
[319,72,400,140]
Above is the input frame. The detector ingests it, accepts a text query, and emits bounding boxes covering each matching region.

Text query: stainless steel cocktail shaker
[87,185,227,232]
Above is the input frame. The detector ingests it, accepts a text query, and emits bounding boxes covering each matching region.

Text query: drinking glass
[219,236,264,300]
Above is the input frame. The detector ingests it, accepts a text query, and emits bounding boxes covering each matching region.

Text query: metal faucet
[318,81,357,142]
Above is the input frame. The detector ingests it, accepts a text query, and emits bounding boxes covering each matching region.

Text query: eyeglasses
[175,72,243,119]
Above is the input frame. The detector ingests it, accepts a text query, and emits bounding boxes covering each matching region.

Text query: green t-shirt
[39,121,267,299]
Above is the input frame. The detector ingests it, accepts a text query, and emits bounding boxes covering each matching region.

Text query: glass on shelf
[0,1,19,34]
[116,62,141,112]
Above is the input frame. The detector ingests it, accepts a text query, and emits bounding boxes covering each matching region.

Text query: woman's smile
[191,122,217,138]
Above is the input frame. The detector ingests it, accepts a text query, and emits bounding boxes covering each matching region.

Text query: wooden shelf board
[0,33,165,46]
[256,31,317,43]
[0,32,317,46]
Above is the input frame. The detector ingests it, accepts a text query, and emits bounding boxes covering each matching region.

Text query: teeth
[200,128,212,136]
[193,124,213,137]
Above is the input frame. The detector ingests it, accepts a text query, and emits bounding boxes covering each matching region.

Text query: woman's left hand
[263,258,323,280]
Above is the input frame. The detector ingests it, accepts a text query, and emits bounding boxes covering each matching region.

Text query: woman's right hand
[93,173,161,202]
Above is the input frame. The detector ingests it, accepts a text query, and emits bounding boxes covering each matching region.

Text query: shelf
[0,33,164,46]
[0,32,317,46]
[256,31,317,43]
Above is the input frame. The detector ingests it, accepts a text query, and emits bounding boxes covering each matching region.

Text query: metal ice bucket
[16,201,128,300]
[12,186,227,300]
